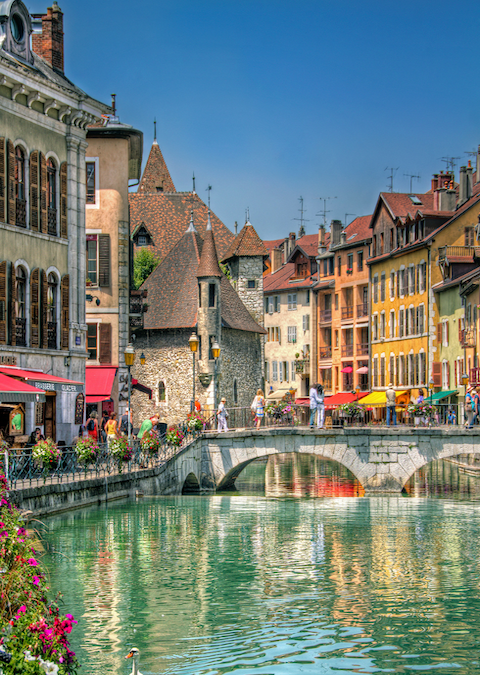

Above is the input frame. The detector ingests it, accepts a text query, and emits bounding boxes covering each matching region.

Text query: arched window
[15,146,26,227]
[47,273,58,349]
[15,266,27,346]
[47,159,57,235]
[158,381,166,402]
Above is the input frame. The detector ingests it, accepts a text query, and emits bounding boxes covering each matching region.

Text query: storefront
[85,366,118,418]
[0,373,46,447]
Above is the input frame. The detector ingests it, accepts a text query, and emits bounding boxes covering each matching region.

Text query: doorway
[44,394,56,441]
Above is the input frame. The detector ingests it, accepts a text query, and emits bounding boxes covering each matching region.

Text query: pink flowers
[27,558,38,566]
[32,576,41,586]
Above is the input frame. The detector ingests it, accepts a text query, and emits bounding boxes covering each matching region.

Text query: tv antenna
[293,196,309,237]
[316,196,337,226]
[404,172,420,193]
[385,167,398,192]
[440,156,460,177]
[344,213,356,228]
[206,184,212,209]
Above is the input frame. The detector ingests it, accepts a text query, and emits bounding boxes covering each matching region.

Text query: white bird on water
[125,648,142,675]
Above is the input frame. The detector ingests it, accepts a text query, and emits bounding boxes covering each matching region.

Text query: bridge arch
[182,472,201,495]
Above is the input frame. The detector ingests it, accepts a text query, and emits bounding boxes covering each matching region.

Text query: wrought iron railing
[319,309,332,322]
[48,208,57,236]
[47,322,57,350]
[15,317,26,346]
[357,343,369,356]
[319,347,332,359]
[341,306,354,320]
[357,303,368,318]
[341,344,354,357]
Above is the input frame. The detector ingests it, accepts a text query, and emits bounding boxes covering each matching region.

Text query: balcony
[319,347,332,359]
[470,367,480,386]
[356,303,368,318]
[295,359,310,374]
[319,309,332,323]
[47,322,57,350]
[341,344,354,357]
[15,317,26,347]
[356,343,369,356]
[439,245,480,262]
[460,329,476,348]
[341,306,354,320]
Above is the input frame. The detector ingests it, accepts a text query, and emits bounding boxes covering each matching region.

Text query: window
[373,357,378,388]
[305,290,310,305]
[442,320,449,346]
[209,283,216,307]
[408,266,415,295]
[337,255,341,275]
[247,279,256,289]
[373,275,378,304]
[282,361,289,382]
[390,272,395,299]
[274,296,280,312]
[15,146,25,201]
[86,235,97,286]
[399,309,405,337]
[357,251,363,271]
[335,294,339,310]
[372,315,378,341]
[288,293,297,310]
[417,305,424,334]
[287,326,297,343]
[335,330,339,347]
[272,361,278,381]
[329,257,334,275]
[86,232,112,288]
[87,324,97,360]
[465,227,475,246]
[389,310,395,338]
[47,159,57,235]
[15,266,27,347]
[47,273,58,350]
[86,162,96,204]
[158,381,166,402]
[302,314,310,331]
[380,272,386,302]
[138,235,147,246]
[347,253,353,272]
[373,235,377,257]
[390,229,394,251]
[233,379,238,404]
[265,362,270,381]
[380,312,385,338]
[389,355,395,384]
[380,356,386,387]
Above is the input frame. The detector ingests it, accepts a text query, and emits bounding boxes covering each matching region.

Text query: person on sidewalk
[217,398,229,432]
[138,415,159,440]
[465,387,476,429]
[386,383,397,426]
[309,384,320,429]
[105,412,119,448]
[251,389,265,430]
[86,411,98,441]
[316,384,325,429]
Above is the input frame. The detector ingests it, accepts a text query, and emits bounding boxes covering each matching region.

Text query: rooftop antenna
[293,196,309,237]
[192,172,196,193]
[234,221,238,236]
[111,93,116,116]
[245,207,250,223]
[464,149,477,160]
[153,117,157,142]
[316,196,337,227]
[440,156,460,179]
[206,184,212,209]
[385,167,398,192]
[344,213,356,228]
[404,172,420,193]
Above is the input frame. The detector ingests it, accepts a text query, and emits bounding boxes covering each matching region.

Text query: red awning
[0,373,46,403]
[341,366,353,373]
[85,366,117,404]
[295,397,310,405]
[324,392,369,409]
[0,367,82,385]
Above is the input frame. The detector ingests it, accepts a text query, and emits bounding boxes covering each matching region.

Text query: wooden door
[44,394,56,441]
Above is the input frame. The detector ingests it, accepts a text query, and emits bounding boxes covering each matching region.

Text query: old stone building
[0,0,109,443]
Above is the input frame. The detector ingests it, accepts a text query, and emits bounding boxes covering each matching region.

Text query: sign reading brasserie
[32,381,83,393]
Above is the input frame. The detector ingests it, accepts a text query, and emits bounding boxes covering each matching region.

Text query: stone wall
[230,257,264,325]
[219,328,263,409]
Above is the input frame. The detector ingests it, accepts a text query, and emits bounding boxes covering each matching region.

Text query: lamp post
[429,377,435,405]
[355,386,360,402]
[212,340,221,412]
[124,343,135,448]
[188,333,199,412]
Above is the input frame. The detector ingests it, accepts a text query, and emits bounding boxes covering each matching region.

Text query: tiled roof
[295,233,319,257]
[138,141,176,194]
[264,262,317,293]
[381,192,436,222]
[129,191,234,261]
[197,216,222,278]
[343,215,372,244]
[221,221,267,261]
[264,238,285,252]
[141,227,265,334]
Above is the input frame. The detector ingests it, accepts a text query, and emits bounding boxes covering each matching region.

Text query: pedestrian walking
[120,408,132,437]
[217,398,229,432]
[251,389,265,430]
[316,384,325,428]
[105,412,119,448]
[386,383,396,426]
[309,384,320,429]
[465,387,476,429]
[414,388,425,426]
[100,410,109,443]
[86,411,99,441]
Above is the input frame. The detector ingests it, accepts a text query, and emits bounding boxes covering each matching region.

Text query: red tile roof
[343,215,372,244]
[264,262,317,292]
[221,222,267,261]
[130,191,234,262]
[138,141,176,194]
[197,217,222,278]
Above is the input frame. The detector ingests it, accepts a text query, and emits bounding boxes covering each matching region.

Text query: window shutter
[9,262,16,346]
[446,321,449,345]
[454,360,458,387]
[60,162,68,238]
[432,361,442,387]
[278,327,281,345]
[30,150,39,231]
[30,268,40,348]
[99,323,112,364]
[41,270,48,349]
[446,362,450,389]
[0,261,6,345]
[458,319,463,342]
[437,323,442,343]
[98,234,111,287]
[415,354,419,385]
[40,152,47,234]
[60,274,69,350]
[416,307,419,334]
[0,138,5,223]
[7,140,15,226]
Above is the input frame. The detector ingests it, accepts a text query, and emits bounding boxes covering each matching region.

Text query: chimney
[434,185,456,212]
[32,3,64,73]
[271,248,283,274]
[318,225,326,253]
[331,219,343,247]
[458,164,473,207]
[467,160,474,198]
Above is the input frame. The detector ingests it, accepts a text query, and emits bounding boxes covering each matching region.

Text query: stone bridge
[156,427,480,494]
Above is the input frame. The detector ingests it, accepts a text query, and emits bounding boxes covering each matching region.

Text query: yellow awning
[266,387,295,400]
[360,391,407,406]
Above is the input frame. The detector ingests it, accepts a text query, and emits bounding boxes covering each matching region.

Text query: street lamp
[429,377,435,405]
[188,333,199,412]
[124,343,135,448]
[212,340,221,411]
[355,386,360,402]
[140,352,146,366]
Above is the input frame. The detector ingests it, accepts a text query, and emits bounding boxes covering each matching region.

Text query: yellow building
[369,162,480,397]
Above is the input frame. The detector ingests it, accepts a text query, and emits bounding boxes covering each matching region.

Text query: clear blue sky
[28,0,480,240]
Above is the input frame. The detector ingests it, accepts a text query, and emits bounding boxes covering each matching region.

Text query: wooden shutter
[446,321,449,345]
[446,362,450,389]
[40,152,47,234]
[0,138,5,223]
[10,262,16,346]
[60,274,69,350]
[98,234,111,287]
[415,354,419,385]
[7,140,15,226]
[437,322,442,343]
[432,361,442,387]
[41,270,48,349]
[30,268,40,347]
[60,162,68,238]
[0,261,6,344]
[396,270,400,297]
[416,307,419,335]
[30,150,39,231]
[99,323,112,364]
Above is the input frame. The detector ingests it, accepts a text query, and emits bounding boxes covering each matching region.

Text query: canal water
[42,455,480,675]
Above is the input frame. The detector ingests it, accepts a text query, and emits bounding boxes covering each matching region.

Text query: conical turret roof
[221,220,267,262]
[138,140,176,194]
[196,213,222,278]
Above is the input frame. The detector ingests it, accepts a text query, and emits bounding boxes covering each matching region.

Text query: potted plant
[140,431,160,456]
[109,438,133,473]
[186,411,205,431]
[165,425,185,447]
[32,438,60,472]
[75,436,99,473]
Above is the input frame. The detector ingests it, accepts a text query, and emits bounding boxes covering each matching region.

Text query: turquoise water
[42,456,480,674]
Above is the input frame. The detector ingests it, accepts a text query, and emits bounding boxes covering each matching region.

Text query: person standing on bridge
[309,384,321,429]
[386,383,397,426]
[251,389,265,430]
[217,398,229,432]
[316,384,325,429]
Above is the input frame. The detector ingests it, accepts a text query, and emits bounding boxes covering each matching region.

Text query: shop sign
[0,355,17,365]
[33,381,83,393]
[74,393,84,425]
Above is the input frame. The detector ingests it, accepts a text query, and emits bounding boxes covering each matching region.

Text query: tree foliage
[133,248,160,289]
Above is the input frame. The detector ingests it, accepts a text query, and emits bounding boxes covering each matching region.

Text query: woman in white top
[251,389,265,430]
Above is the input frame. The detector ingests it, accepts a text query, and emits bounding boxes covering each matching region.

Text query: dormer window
[11,14,25,42]
[1,2,33,64]
[138,235,147,246]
